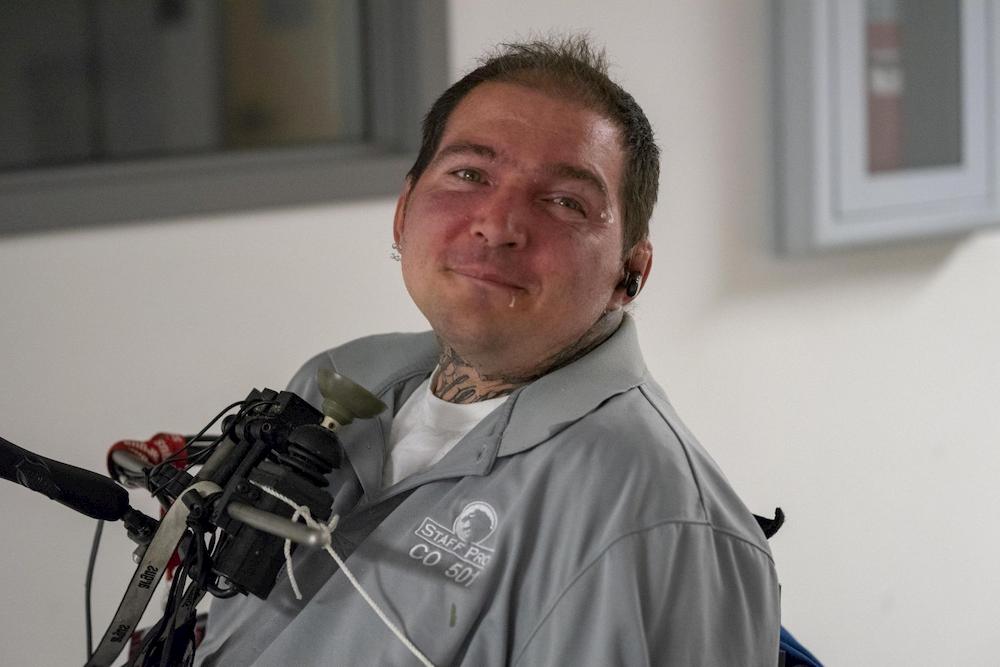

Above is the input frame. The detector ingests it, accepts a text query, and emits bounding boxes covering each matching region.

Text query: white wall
[1,2,998,665]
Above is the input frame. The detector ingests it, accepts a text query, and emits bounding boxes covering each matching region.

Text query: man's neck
[431,310,624,404]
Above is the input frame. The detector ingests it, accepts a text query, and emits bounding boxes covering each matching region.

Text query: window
[0,0,448,233]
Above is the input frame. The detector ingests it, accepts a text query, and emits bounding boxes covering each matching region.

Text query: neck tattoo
[431,310,624,404]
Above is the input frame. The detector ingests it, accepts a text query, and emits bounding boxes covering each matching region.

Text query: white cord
[249,481,436,667]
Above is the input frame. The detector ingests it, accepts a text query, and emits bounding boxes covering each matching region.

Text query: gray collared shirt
[196,316,780,666]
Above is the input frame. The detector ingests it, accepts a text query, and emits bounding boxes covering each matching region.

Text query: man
[196,38,780,666]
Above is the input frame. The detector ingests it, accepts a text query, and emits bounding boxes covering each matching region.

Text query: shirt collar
[354,314,648,496]
[496,313,648,457]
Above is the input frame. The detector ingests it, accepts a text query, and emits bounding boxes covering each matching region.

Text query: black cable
[158,541,206,667]
[186,435,223,443]
[157,400,281,499]
[146,399,251,499]
[147,398,280,499]
[179,431,231,470]
[207,580,240,599]
[84,519,104,661]
[181,436,224,466]
[204,532,240,598]
[130,535,192,667]
[159,558,190,667]
[146,399,247,491]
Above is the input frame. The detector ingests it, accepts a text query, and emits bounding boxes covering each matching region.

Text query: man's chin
[434,317,511,349]
[432,317,527,362]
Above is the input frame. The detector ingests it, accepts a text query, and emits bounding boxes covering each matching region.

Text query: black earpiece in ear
[624,272,641,298]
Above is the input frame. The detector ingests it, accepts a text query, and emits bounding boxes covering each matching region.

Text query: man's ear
[392,177,414,245]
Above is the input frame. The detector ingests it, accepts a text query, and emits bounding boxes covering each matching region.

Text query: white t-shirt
[383,377,507,487]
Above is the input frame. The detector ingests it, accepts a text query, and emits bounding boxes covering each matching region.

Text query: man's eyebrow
[432,142,497,163]
[431,144,608,197]
[548,163,608,197]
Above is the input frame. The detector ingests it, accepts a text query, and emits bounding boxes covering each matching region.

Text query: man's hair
[407,36,660,256]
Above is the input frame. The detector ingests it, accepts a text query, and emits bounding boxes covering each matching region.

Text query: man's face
[394,81,647,376]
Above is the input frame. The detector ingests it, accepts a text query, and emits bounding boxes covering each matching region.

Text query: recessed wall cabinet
[774,0,999,252]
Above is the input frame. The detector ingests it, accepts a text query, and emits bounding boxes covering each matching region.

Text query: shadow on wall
[717,178,968,304]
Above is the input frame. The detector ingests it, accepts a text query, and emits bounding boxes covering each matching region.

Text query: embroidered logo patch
[452,501,497,545]
[408,501,498,587]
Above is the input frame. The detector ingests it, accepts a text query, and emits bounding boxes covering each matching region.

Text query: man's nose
[469,190,528,248]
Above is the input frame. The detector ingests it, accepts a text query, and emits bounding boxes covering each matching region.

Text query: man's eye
[452,168,484,183]
[552,196,585,214]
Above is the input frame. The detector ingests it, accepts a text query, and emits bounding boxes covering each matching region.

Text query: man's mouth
[448,266,527,291]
